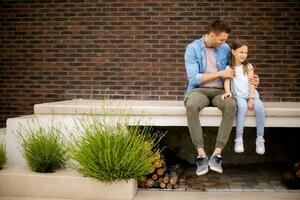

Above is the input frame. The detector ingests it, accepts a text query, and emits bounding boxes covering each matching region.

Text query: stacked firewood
[138,152,183,189]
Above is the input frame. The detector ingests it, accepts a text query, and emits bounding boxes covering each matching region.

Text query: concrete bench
[2,100,300,199]
[33,99,300,127]
[4,99,300,167]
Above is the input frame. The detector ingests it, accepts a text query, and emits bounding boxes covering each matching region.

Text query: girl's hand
[221,92,232,100]
[248,99,254,111]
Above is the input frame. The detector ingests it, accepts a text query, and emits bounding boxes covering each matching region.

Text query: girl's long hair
[230,40,253,75]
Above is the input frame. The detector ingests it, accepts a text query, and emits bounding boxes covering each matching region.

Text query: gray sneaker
[196,155,209,176]
[208,154,223,173]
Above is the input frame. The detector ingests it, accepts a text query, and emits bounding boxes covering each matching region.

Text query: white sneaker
[234,137,244,153]
[256,136,265,155]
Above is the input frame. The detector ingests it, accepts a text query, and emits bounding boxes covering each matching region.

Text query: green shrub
[18,124,68,173]
[69,117,164,183]
[0,141,7,169]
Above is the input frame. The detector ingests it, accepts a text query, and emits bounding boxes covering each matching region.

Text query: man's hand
[250,74,259,88]
[220,68,235,79]
[248,99,254,111]
[221,92,232,100]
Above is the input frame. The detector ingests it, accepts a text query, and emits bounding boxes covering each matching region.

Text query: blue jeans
[236,96,265,138]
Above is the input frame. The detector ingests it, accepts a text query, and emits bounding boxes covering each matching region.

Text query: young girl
[221,40,265,155]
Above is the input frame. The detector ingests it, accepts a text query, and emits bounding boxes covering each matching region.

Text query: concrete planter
[3,111,139,199]
[0,165,137,200]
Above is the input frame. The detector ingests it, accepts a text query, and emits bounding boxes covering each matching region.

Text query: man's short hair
[207,20,231,34]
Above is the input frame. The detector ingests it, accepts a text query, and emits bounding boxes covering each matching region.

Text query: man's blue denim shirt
[184,35,231,98]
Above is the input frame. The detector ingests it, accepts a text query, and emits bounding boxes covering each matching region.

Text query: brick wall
[0,0,299,127]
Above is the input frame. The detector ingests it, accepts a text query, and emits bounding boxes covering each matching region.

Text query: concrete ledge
[0,165,137,200]
[1,191,300,200]
[33,99,300,127]
[6,100,300,166]
[34,99,300,117]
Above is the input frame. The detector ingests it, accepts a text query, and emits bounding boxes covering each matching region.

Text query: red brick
[0,1,299,127]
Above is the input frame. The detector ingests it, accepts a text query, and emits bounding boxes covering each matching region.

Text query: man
[184,20,258,175]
